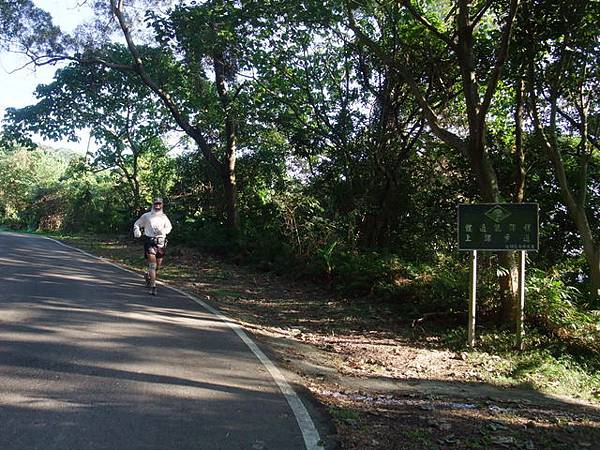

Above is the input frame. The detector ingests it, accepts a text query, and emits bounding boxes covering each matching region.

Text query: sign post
[517,250,526,350]
[468,251,477,348]
[458,204,539,348]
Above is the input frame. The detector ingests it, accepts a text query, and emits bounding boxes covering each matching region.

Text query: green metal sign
[458,203,539,251]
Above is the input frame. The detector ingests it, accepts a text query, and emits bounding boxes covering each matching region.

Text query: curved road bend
[0,232,319,450]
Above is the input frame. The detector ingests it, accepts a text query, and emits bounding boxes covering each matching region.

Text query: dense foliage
[1,0,598,352]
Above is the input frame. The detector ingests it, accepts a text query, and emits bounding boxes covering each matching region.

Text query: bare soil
[62,237,600,450]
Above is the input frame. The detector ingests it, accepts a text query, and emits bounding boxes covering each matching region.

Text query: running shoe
[150,286,157,296]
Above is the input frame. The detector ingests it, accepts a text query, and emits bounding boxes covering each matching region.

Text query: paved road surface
[0,232,319,450]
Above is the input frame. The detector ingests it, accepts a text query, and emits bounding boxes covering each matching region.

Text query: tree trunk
[223,178,239,233]
[492,77,527,324]
[575,207,600,302]
[222,163,239,234]
[214,51,241,236]
[529,79,599,302]
[590,250,600,301]
[222,114,239,235]
[498,251,520,323]
[514,77,526,203]
[110,1,241,234]
[471,138,520,324]
[547,153,599,302]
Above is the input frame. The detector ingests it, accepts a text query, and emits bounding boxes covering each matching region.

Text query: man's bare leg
[148,254,158,295]
[153,257,164,289]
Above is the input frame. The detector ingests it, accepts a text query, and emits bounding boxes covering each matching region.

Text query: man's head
[152,197,163,212]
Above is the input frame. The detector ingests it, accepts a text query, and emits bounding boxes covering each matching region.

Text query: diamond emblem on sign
[485,205,511,223]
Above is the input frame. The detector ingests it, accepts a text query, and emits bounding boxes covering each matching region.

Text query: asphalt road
[0,232,319,450]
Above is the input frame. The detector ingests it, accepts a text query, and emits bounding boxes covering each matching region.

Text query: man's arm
[133,215,145,238]
[164,216,173,235]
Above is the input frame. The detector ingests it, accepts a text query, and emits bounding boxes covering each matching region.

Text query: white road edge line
[40,235,323,450]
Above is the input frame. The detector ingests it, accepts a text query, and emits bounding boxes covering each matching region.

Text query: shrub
[526,269,600,356]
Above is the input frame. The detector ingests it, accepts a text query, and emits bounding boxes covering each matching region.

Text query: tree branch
[10,48,135,72]
[402,0,454,48]
[555,104,600,152]
[528,64,578,213]
[346,7,466,153]
[471,0,494,29]
[109,0,221,170]
[479,0,520,122]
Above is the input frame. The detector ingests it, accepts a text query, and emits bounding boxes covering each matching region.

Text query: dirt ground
[65,238,600,450]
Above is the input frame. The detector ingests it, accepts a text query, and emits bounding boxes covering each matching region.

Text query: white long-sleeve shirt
[133,210,172,238]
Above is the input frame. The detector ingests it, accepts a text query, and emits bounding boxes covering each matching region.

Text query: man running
[133,197,172,296]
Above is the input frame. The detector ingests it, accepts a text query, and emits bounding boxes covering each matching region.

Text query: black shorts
[144,237,167,259]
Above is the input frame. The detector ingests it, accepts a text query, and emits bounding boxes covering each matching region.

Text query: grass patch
[401,429,437,449]
[328,406,359,422]
[202,270,235,281]
[443,327,600,403]
[488,351,600,402]
[208,288,244,298]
